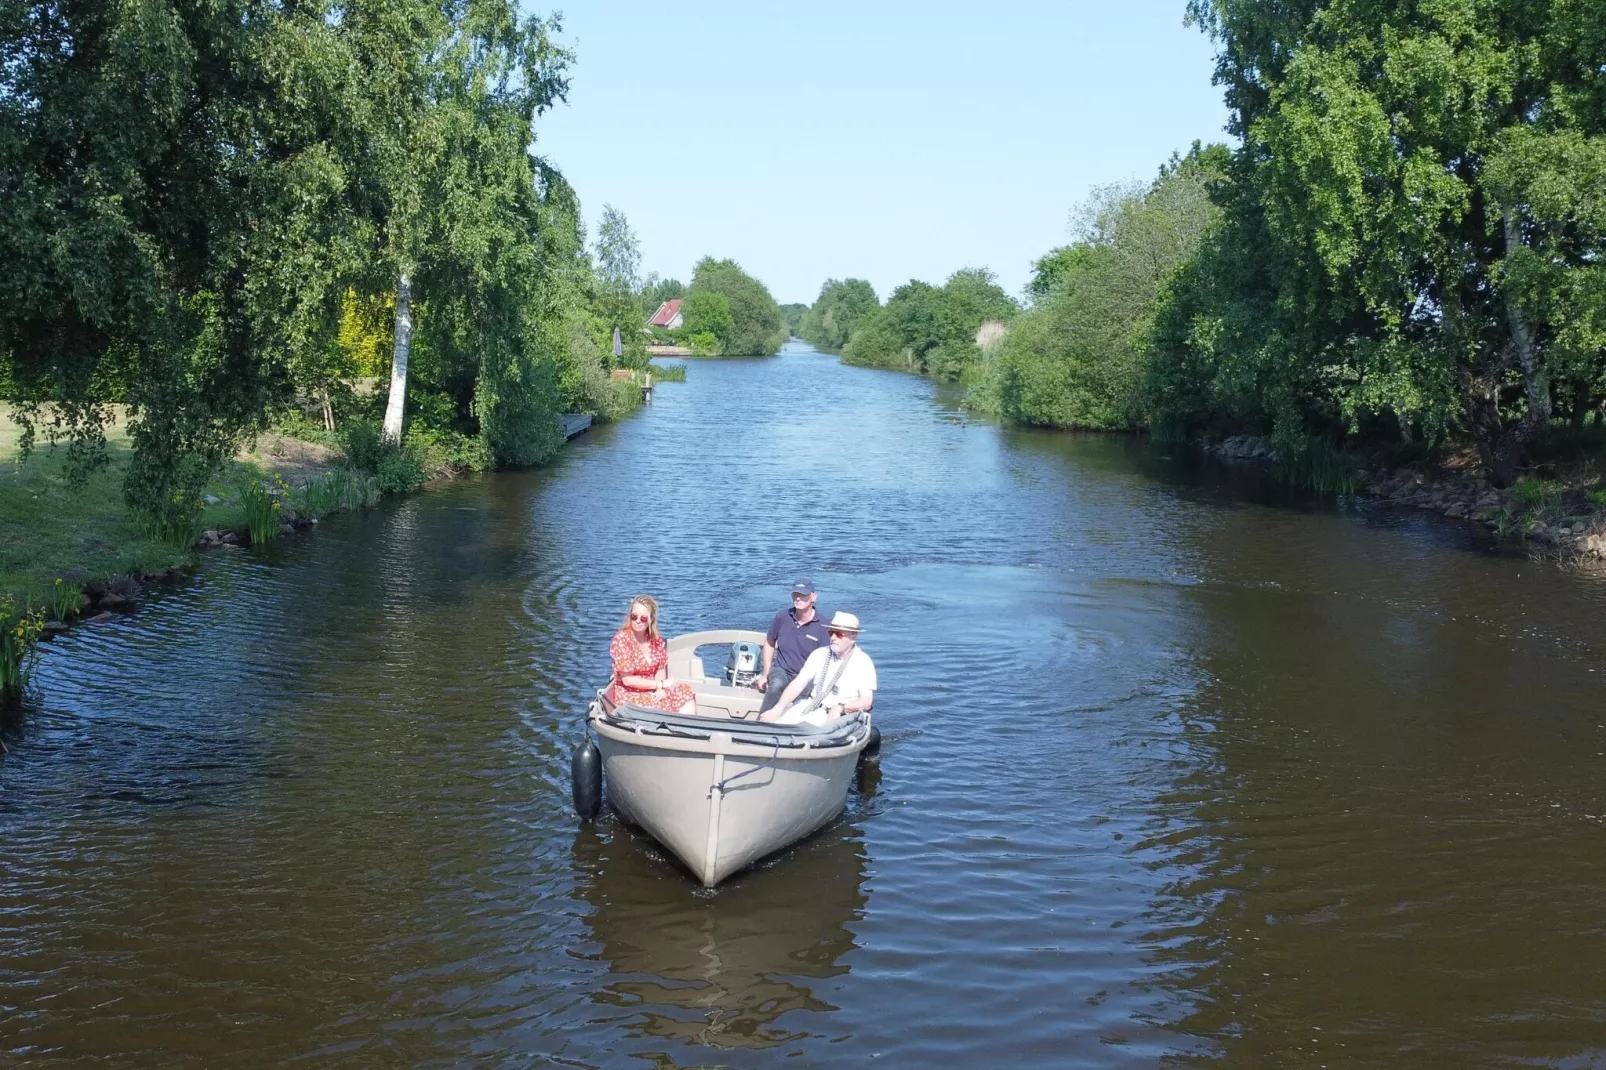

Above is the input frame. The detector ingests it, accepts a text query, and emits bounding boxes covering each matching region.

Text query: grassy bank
[0,407,362,605]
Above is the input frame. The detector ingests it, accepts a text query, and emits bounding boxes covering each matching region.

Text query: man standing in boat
[756,579,831,714]
[763,611,876,725]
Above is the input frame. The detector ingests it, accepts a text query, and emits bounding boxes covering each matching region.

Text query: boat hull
[592,718,865,886]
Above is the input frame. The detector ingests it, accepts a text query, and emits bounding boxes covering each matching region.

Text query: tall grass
[1280,435,1361,495]
[238,475,288,545]
[49,578,81,622]
[648,362,687,382]
[298,467,380,515]
[1,596,45,701]
[144,492,207,548]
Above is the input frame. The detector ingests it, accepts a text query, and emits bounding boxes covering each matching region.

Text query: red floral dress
[606,629,697,712]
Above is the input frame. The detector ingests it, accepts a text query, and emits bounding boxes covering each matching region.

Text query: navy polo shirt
[766,606,830,675]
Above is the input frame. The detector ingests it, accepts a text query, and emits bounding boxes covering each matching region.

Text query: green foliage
[1165,0,1606,486]
[974,147,1225,430]
[0,0,580,526]
[649,363,687,382]
[339,421,389,476]
[340,419,425,492]
[640,275,685,320]
[798,279,880,351]
[1512,476,1552,511]
[843,270,1016,380]
[780,303,808,336]
[686,332,722,357]
[238,475,290,546]
[49,579,82,623]
[298,468,381,514]
[687,258,786,356]
[0,597,45,701]
[1279,435,1361,496]
[374,450,426,495]
[681,292,735,353]
[1586,487,1606,510]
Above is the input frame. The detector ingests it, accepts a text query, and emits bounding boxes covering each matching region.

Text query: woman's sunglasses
[630,612,651,623]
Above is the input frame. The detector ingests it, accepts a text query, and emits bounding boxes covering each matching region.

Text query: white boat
[581,629,876,887]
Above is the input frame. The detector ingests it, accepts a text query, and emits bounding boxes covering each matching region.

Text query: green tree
[979,146,1225,430]
[589,204,647,368]
[842,270,1016,380]
[0,0,376,534]
[1163,0,1606,483]
[687,257,785,356]
[798,278,880,351]
[780,303,809,337]
[680,291,734,354]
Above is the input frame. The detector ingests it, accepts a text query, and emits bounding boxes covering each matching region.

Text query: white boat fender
[571,738,602,819]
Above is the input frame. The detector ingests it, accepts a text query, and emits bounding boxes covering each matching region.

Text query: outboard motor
[724,641,764,688]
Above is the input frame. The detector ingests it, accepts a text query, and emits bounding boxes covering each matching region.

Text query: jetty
[561,414,592,439]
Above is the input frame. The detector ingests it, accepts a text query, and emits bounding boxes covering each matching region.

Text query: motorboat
[573,629,877,887]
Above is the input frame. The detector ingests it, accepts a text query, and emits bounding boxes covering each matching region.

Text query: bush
[374,450,425,494]
[685,331,721,357]
[340,420,387,474]
[340,418,426,494]
[406,425,489,475]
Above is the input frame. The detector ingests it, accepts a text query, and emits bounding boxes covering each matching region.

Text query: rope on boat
[711,741,781,796]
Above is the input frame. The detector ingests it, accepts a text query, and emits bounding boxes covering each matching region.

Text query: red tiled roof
[648,299,682,327]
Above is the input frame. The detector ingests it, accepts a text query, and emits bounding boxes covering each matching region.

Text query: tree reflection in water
[570,813,869,1056]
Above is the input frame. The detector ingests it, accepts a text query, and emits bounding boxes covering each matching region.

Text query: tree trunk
[382,271,413,444]
[320,385,335,432]
[1571,392,1590,428]
[1478,211,1551,486]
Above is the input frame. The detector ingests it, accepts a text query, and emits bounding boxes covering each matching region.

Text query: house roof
[648,299,682,327]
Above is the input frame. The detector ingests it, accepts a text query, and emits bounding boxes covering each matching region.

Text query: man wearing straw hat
[761,611,876,726]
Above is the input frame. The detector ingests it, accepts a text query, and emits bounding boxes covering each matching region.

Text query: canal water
[4,342,1606,1066]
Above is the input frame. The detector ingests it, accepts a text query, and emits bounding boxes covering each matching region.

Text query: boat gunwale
[588,711,870,760]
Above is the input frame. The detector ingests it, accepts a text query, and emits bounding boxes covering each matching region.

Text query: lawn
[1,407,345,604]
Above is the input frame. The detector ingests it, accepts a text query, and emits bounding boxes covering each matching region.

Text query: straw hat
[827,611,862,634]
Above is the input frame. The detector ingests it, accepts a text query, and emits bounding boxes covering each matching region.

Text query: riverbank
[0,411,357,608]
[3,365,681,646]
[1207,433,1606,562]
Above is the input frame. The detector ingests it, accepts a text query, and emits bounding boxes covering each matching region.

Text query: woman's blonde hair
[623,594,661,641]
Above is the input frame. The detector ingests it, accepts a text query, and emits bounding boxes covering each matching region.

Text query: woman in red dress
[606,595,698,714]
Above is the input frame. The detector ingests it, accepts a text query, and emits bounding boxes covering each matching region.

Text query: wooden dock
[561,413,592,440]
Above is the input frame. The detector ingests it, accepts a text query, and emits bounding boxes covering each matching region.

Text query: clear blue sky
[534,2,1231,306]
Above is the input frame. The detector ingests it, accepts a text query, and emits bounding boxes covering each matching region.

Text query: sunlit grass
[0,407,194,603]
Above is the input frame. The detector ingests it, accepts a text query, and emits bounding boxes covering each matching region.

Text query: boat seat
[690,680,764,720]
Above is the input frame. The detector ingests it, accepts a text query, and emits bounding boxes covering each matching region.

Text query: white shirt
[778,644,877,724]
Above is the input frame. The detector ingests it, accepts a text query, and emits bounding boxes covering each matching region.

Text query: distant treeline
[800,0,1606,487]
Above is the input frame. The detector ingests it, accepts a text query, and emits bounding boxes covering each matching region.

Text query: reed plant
[144,490,208,548]
[1280,435,1361,495]
[238,474,290,545]
[1,596,46,701]
[298,467,380,515]
[648,362,687,382]
[49,578,82,622]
